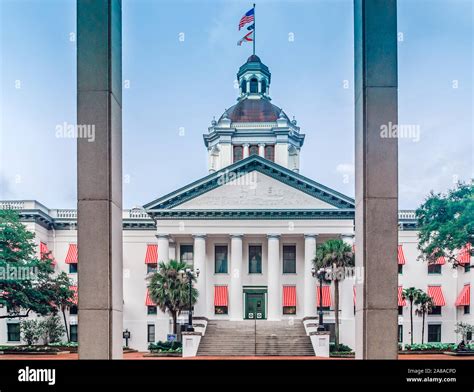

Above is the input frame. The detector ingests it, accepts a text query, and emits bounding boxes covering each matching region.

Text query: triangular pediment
[144,156,354,219]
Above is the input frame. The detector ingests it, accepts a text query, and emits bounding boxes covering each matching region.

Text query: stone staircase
[197,320,314,356]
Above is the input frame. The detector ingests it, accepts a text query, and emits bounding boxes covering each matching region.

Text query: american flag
[238,8,254,30]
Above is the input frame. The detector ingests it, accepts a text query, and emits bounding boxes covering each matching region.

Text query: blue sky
[0,0,472,209]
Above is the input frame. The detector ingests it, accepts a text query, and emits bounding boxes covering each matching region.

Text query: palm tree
[313,239,354,350]
[147,259,198,335]
[415,291,434,344]
[402,287,422,345]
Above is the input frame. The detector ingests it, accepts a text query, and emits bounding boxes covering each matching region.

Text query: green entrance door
[245,292,266,320]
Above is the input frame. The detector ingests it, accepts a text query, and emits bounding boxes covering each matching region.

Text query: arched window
[233,146,243,163]
[241,81,247,93]
[261,80,266,94]
[250,78,258,93]
[264,145,274,161]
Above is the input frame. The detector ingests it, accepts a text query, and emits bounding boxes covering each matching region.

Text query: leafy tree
[403,287,422,345]
[313,239,354,350]
[147,259,198,335]
[0,209,57,318]
[416,182,473,266]
[415,291,434,344]
[454,322,473,343]
[39,315,65,345]
[49,273,75,342]
[20,319,41,346]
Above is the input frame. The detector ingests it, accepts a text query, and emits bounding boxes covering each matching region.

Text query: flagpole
[253,3,256,55]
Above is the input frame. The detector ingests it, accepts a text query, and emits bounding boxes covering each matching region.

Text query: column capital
[230,234,244,239]
[267,234,281,239]
[258,143,266,147]
[340,233,355,240]
[242,143,250,147]
[304,234,318,239]
[193,234,207,239]
[155,234,170,239]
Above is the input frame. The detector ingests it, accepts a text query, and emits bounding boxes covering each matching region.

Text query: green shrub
[329,343,352,353]
[21,320,41,346]
[148,341,182,353]
[39,315,65,344]
[48,341,78,348]
[403,343,457,351]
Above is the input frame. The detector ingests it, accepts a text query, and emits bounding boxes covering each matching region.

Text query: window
[215,245,228,274]
[180,245,194,266]
[147,263,157,274]
[464,305,470,315]
[427,324,441,343]
[215,306,228,315]
[69,263,78,273]
[261,80,266,94]
[249,145,259,156]
[249,78,258,93]
[283,306,296,315]
[147,306,157,315]
[398,325,403,343]
[69,305,78,315]
[7,323,20,342]
[248,245,262,274]
[398,264,403,274]
[233,145,243,162]
[241,80,247,93]
[70,325,78,342]
[429,306,442,315]
[464,264,471,273]
[428,264,441,274]
[317,305,331,312]
[467,331,472,341]
[264,145,274,161]
[398,306,403,316]
[283,245,296,274]
[147,324,155,343]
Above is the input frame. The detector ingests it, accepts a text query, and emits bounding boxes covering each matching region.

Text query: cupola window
[241,80,247,93]
[261,80,266,94]
[249,78,258,93]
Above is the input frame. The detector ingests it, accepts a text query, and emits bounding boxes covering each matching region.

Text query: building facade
[1,56,472,352]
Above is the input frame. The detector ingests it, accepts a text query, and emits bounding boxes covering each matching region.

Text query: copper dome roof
[222,99,288,123]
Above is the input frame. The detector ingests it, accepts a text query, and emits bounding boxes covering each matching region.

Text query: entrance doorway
[244,288,267,320]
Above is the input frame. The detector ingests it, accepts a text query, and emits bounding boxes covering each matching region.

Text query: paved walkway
[0,352,471,360]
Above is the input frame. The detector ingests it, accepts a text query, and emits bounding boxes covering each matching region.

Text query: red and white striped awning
[40,242,56,266]
[398,245,406,265]
[457,244,471,265]
[145,244,158,264]
[433,256,446,265]
[65,244,78,264]
[70,286,78,305]
[316,285,331,307]
[282,286,296,307]
[455,284,470,307]
[428,286,446,306]
[214,286,228,307]
[398,286,406,306]
[145,289,156,306]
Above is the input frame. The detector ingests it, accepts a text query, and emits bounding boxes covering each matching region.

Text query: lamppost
[312,267,326,331]
[180,268,200,332]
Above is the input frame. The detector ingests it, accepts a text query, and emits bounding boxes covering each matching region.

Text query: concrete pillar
[304,234,317,317]
[267,235,280,320]
[258,143,265,158]
[156,235,169,263]
[230,235,243,320]
[243,144,250,159]
[354,0,398,359]
[77,0,123,359]
[193,235,207,316]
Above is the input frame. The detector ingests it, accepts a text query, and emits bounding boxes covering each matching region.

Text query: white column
[258,143,265,158]
[267,234,280,320]
[230,235,243,320]
[304,234,317,317]
[243,144,250,159]
[156,234,169,263]
[193,235,206,317]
